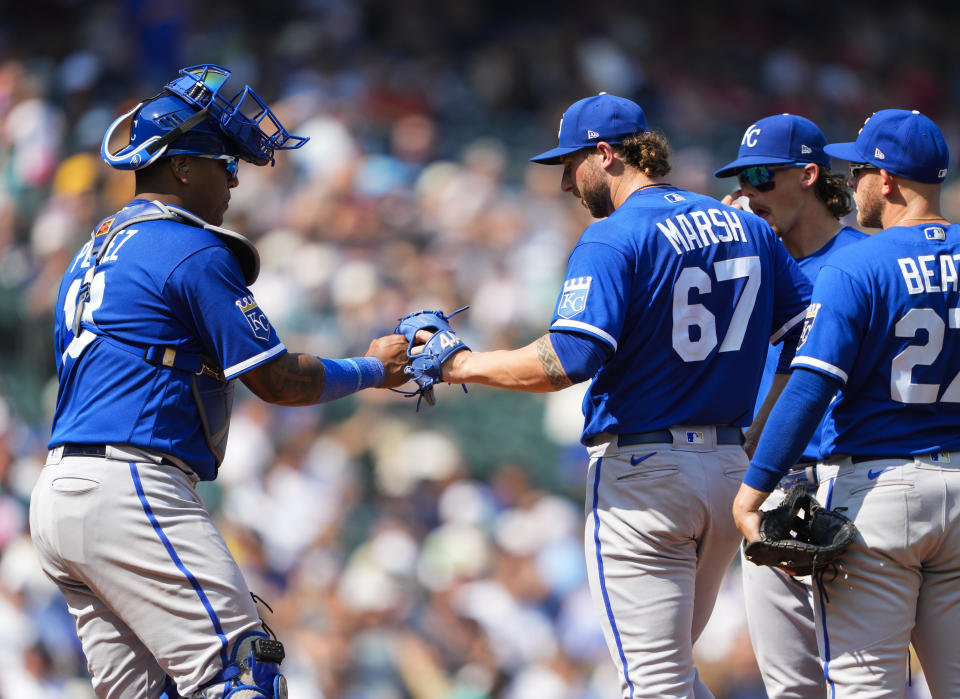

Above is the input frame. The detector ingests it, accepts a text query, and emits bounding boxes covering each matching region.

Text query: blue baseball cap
[714,114,831,178]
[824,109,949,184]
[529,93,648,164]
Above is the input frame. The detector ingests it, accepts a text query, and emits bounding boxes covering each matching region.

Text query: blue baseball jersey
[49,199,285,480]
[793,222,960,457]
[753,226,867,460]
[550,186,811,443]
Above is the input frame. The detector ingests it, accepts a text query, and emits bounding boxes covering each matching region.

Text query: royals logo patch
[797,303,821,349]
[557,276,592,319]
[236,295,271,341]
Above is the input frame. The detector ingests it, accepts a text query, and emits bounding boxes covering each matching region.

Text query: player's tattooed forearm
[259,353,324,404]
[536,335,573,390]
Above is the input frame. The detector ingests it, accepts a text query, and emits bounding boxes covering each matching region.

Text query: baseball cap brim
[529,144,586,164]
[823,142,865,163]
[714,153,812,178]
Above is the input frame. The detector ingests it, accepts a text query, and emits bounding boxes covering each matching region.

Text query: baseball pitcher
[400,93,812,698]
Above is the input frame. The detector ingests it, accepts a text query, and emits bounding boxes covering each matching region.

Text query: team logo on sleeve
[797,303,821,349]
[557,277,592,319]
[236,296,271,341]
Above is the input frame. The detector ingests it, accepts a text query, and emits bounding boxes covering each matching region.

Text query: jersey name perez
[656,208,748,255]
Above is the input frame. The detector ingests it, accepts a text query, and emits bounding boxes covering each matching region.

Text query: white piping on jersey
[790,356,849,384]
[769,307,807,344]
[224,343,287,380]
[550,319,618,351]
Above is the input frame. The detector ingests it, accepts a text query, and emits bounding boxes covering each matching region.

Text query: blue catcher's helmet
[101,64,308,170]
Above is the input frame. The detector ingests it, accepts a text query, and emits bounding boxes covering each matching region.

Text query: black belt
[60,444,177,467]
[616,426,744,447]
[850,455,915,464]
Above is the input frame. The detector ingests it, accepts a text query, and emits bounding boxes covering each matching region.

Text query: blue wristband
[317,357,385,403]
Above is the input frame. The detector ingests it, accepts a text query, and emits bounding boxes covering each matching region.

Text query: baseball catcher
[394,307,470,408]
[30,63,411,699]
[743,483,858,576]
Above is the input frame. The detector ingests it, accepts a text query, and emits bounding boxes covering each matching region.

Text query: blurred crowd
[0,0,957,696]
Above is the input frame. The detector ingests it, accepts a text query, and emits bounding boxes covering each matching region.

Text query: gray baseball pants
[583,427,746,698]
[812,454,960,698]
[30,447,264,699]
[740,474,825,699]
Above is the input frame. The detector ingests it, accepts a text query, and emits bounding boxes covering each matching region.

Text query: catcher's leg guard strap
[209,631,288,698]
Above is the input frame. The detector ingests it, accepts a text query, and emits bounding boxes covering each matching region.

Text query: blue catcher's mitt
[394,307,469,408]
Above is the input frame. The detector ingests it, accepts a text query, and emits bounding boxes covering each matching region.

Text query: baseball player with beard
[29,65,409,699]
[733,109,960,696]
[408,93,812,697]
[714,114,865,699]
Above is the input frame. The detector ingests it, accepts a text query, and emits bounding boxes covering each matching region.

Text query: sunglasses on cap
[737,162,808,192]
[193,153,240,178]
[848,163,880,179]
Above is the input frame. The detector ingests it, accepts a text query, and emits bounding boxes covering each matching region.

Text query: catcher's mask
[101,64,308,171]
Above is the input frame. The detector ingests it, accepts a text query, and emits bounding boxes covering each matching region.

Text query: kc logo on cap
[714,114,831,178]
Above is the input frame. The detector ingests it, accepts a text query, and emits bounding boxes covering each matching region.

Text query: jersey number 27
[892,307,960,403]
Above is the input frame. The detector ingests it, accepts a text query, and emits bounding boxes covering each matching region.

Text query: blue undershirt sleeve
[317,357,385,402]
[775,323,800,373]
[549,330,613,384]
[744,367,841,492]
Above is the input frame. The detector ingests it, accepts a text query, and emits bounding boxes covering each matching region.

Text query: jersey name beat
[898,253,960,294]
[655,208,748,255]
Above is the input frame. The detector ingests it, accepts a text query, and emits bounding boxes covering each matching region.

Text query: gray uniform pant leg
[741,551,823,699]
[30,454,263,699]
[583,440,746,698]
[740,484,824,699]
[813,456,960,698]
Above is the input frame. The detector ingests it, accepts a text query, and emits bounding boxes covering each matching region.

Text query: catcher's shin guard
[214,631,287,698]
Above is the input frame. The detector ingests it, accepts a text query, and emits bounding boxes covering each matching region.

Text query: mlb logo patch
[236,295,271,341]
[925,226,946,241]
[931,452,951,463]
[557,276,592,319]
[664,192,685,203]
[685,431,704,444]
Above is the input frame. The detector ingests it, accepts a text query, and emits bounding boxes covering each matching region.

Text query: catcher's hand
[742,483,858,576]
[393,307,469,408]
